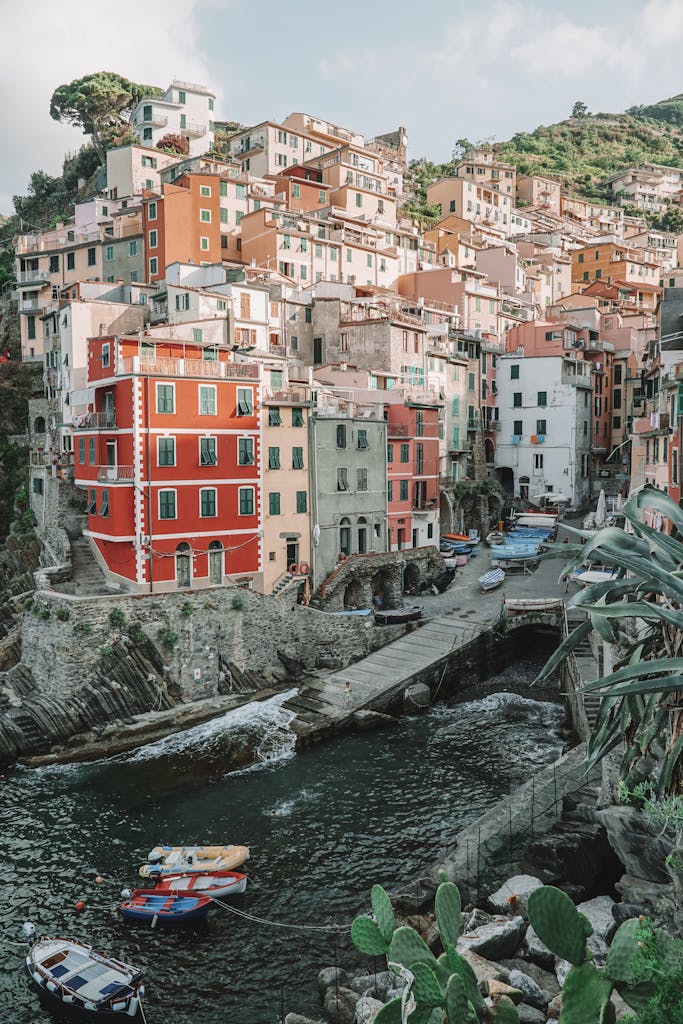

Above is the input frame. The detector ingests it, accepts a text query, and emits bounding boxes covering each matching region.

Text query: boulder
[355,995,385,1023]
[597,806,673,883]
[516,1005,547,1024]
[403,682,431,713]
[352,710,397,732]
[460,950,510,986]
[500,958,560,997]
[508,969,550,1010]
[348,971,404,1004]
[576,895,617,944]
[318,967,348,996]
[461,908,491,933]
[324,986,361,1024]
[523,925,555,970]
[555,959,570,988]
[457,916,526,960]
[489,876,543,917]
[487,978,524,1004]
[546,993,562,1019]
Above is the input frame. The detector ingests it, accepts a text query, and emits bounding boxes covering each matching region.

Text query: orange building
[73,334,262,592]
[142,173,222,282]
[386,402,440,550]
[571,241,661,311]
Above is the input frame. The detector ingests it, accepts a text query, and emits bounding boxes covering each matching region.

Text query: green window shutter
[269,408,281,426]
[268,447,280,469]
[201,489,216,516]
[292,446,304,469]
[269,492,281,515]
[296,490,307,513]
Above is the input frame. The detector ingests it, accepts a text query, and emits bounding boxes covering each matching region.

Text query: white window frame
[157,435,176,467]
[238,485,255,515]
[200,208,212,223]
[148,229,158,249]
[158,488,177,520]
[200,236,210,251]
[101,342,110,368]
[155,381,176,414]
[237,387,254,415]
[199,383,217,416]
[148,201,157,220]
[200,185,212,197]
[199,486,218,518]
[199,435,217,466]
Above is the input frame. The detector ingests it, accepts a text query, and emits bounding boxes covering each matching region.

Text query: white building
[494,353,593,507]
[131,80,216,158]
[105,144,180,200]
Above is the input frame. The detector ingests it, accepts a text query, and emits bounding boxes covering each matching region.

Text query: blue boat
[479,568,505,591]
[120,889,212,926]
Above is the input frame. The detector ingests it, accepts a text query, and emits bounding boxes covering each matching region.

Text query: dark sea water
[0,657,564,1024]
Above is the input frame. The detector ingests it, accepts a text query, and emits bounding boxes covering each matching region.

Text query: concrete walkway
[285,530,577,730]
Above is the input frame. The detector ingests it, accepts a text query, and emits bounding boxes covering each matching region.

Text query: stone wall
[313,546,445,611]
[24,584,408,701]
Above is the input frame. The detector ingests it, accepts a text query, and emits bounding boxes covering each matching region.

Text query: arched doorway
[484,438,495,464]
[33,416,46,434]
[339,517,351,557]
[176,542,192,588]
[371,568,394,609]
[208,541,223,585]
[404,561,420,594]
[357,516,367,555]
[344,578,364,609]
[496,467,514,496]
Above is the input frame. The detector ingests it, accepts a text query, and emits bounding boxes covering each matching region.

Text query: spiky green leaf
[435,881,461,947]
[351,915,390,956]
[371,884,396,944]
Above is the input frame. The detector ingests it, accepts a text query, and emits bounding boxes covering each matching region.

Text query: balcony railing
[182,121,206,137]
[73,412,116,430]
[18,270,49,285]
[137,113,168,128]
[20,298,44,313]
[97,465,134,482]
[269,344,287,358]
[118,355,260,380]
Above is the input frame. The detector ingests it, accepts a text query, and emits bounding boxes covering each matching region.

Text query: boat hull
[120,891,212,925]
[374,607,423,625]
[479,569,505,592]
[26,938,143,1018]
[141,844,249,877]
[152,870,248,898]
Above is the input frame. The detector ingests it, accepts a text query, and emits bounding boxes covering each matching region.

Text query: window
[336,424,346,449]
[180,114,187,130]
[510,364,519,379]
[268,447,280,470]
[513,419,523,435]
[614,364,623,385]
[340,517,351,555]
[513,392,522,407]
[296,490,307,513]
[292,407,304,427]
[149,257,158,276]
[199,385,216,415]
[89,437,96,463]
[32,477,43,495]
[159,490,176,519]
[86,488,96,514]
[292,183,301,199]
[357,429,368,449]
[468,372,475,391]
[143,127,152,141]
[533,453,544,470]
[536,419,547,435]
[200,209,211,222]
[200,488,217,517]
[49,254,59,273]
[148,201,157,220]
[27,316,36,341]
[200,237,209,251]
[337,467,349,491]
[387,480,393,501]
[269,492,281,515]
[178,89,186,103]
[66,251,75,270]
[400,443,409,463]
[129,239,137,257]
[156,383,174,413]
[175,292,190,311]
[387,443,394,463]
[157,437,175,467]
[105,245,114,262]
[200,185,212,197]
[269,369,282,389]
[78,437,85,464]
[237,388,253,415]
[292,446,304,469]
[537,391,547,406]
[148,230,157,249]
[200,437,217,465]
[269,407,281,426]
[238,437,254,465]
[355,192,363,208]
[193,328,203,343]
[357,468,368,491]
[319,190,326,205]
[400,480,409,500]
[239,487,255,515]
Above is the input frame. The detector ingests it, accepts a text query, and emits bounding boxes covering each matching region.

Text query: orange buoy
[75,900,86,912]
[95,876,104,884]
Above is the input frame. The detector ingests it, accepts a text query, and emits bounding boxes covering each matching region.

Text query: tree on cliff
[571,100,590,119]
[50,72,163,164]
[156,133,190,156]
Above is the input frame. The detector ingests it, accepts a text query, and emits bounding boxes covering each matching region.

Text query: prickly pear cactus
[444,973,468,1024]
[351,914,390,956]
[526,886,589,966]
[488,994,520,1023]
[559,962,614,1024]
[444,946,486,1017]
[604,918,640,984]
[371,883,396,944]
[410,962,444,1008]
[388,925,438,973]
[372,997,402,1023]
[435,880,462,948]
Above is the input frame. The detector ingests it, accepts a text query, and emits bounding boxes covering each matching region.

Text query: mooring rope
[208,895,350,933]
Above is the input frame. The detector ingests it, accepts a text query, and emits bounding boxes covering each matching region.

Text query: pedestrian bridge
[500,598,564,634]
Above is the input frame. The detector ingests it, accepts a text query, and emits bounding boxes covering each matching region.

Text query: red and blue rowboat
[120,890,212,926]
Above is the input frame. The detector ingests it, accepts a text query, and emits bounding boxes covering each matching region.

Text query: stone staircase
[567,609,602,728]
[69,537,111,596]
[272,572,299,598]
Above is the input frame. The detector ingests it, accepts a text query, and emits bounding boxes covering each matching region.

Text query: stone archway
[344,578,365,609]
[33,416,46,434]
[403,561,420,595]
[371,567,398,609]
[484,438,495,464]
[496,467,514,496]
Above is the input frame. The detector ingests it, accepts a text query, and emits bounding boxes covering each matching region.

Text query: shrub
[156,627,179,649]
[180,601,194,618]
[231,594,244,611]
[54,606,70,621]
[108,607,126,629]
[32,606,50,620]
[73,621,93,636]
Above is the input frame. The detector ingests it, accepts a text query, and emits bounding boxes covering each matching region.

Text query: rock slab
[457,916,526,960]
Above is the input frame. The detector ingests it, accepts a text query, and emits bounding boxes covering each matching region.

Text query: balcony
[18,270,49,286]
[20,298,44,313]
[73,412,116,430]
[266,388,311,406]
[118,355,260,380]
[182,121,206,137]
[138,113,168,128]
[269,344,287,358]
[97,465,134,482]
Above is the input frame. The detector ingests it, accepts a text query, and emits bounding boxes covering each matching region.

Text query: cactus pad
[371,883,396,944]
[559,962,614,1024]
[410,962,444,1007]
[527,886,588,965]
[373,997,403,1024]
[389,926,438,973]
[604,918,640,984]
[445,946,486,1017]
[488,994,520,1023]
[445,973,468,1024]
[351,914,390,956]
[435,881,462,947]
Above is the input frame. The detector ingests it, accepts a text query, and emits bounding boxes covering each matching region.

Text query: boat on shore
[26,935,144,1017]
[504,597,564,613]
[147,869,248,898]
[485,530,506,546]
[120,890,213,926]
[374,606,423,625]
[571,569,620,586]
[140,844,249,877]
[479,568,505,592]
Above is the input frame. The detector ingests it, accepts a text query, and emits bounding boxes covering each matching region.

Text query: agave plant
[536,485,683,796]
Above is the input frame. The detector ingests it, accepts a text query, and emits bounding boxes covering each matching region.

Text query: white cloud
[0,0,214,214]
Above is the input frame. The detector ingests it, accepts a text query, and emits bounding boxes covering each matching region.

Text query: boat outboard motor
[21,922,36,944]
[121,888,132,899]
[147,851,164,864]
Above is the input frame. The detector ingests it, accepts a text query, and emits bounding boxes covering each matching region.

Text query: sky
[3,0,683,216]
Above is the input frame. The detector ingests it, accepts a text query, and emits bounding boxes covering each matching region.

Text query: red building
[73,334,262,592]
[385,401,440,549]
